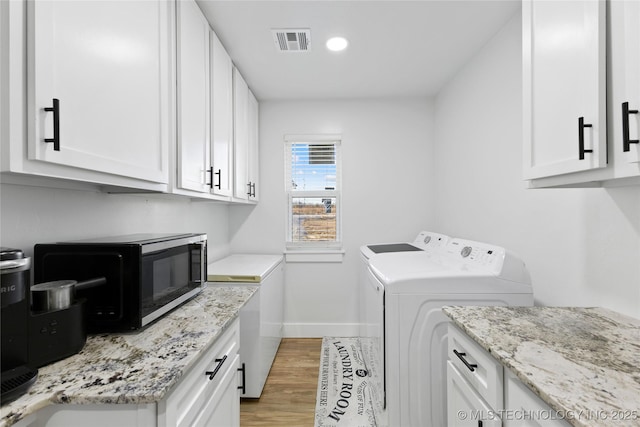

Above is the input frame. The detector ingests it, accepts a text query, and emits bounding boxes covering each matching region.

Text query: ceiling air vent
[272,29,311,52]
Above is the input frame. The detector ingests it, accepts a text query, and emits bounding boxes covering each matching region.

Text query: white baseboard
[283,322,361,338]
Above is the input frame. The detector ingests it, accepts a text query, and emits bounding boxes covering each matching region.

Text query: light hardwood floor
[240,338,322,427]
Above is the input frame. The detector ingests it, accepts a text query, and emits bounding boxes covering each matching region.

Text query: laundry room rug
[314,337,378,427]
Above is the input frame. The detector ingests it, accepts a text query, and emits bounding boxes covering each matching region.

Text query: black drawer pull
[238,362,246,393]
[622,102,639,152]
[206,167,214,188]
[578,116,593,160]
[250,182,256,197]
[453,349,477,372]
[44,98,60,151]
[246,182,252,196]
[215,169,222,189]
[205,354,227,380]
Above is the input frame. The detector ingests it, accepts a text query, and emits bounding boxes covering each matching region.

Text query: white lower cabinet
[191,354,240,426]
[159,319,240,427]
[503,371,569,427]
[18,319,240,427]
[447,324,570,427]
[16,404,157,427]
[447,362,502,427]
[448,325,503,426]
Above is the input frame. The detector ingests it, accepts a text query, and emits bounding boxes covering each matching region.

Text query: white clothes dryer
[362,237,534,427]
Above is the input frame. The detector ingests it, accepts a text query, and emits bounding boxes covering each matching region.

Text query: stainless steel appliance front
[34,233,207,332]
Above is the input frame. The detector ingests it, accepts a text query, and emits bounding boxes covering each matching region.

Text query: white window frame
[284,134,343,258]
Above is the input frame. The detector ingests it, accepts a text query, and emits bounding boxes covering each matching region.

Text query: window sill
[284,249,345,263]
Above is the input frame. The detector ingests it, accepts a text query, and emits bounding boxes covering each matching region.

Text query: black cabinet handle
[205,354,227,380]
[453,349,477,372]
[246,182,257,197]
[478,421,483,427]
[206,167,214,188]
[578,117,593,160]
[622,102,639,152]
[238,362,246,393]
[214,169,222,189]
[44,98,60,151]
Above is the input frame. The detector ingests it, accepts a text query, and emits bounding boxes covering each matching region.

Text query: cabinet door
[233,67,249,201]
[193,354,240,427]
[522,0,606,180]
[247,90,259,201]
[159,320,240,427]
[27,0,170,183]
[176,0,211,193]
[504,372,571,427]
[617,0,640,165]
[447,362,501,427]
[211,31,234,197]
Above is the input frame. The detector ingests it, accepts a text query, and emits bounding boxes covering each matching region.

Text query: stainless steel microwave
[34,233,207,332]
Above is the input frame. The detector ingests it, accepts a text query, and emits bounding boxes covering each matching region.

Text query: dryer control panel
[413,231,450,251]
[444,238,530,284]
[445,239,506,274]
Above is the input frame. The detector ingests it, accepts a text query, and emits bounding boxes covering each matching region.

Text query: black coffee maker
[1,247,38,404]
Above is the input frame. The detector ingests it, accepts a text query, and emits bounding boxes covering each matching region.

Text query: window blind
[285,142,339,191]
[285,138,342,247]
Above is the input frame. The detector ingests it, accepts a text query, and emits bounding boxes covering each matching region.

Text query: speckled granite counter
[0,285,257,427]
[443,306,640,427]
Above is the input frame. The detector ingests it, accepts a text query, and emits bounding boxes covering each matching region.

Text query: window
[285,135,342,249]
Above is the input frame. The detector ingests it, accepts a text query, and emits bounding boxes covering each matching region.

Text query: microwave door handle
[201,241,206,284]
[190,242,207,284]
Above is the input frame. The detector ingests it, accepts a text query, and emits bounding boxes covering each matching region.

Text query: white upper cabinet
[176,0,211,194]
[232,67,259,203]
[233,67,250,201]
[611,0,640,167]
[233,67,260,202]
[26,0,171,185]
[524,0,640,188]
[522,0,607,181]
[247,90,260,201]
[210,31,234,198]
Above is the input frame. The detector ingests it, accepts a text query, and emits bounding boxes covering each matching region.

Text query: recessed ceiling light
[326,37,348,52]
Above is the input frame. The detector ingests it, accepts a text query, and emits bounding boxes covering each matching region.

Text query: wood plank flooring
[240,338,322,427]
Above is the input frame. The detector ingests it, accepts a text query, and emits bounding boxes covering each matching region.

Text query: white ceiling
[197,1,520,101]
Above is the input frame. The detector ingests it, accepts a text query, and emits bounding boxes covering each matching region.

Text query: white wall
[433,14,640,318]
[0,183,231,262]
[229,98,436,336]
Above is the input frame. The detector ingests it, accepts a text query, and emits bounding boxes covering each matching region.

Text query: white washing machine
[207,254,284,398]
[359,231,450,263]
[359,231,450,337]
[362,237,534,427]
[358,231,450,424]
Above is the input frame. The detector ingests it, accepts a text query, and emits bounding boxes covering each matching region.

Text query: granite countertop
[0,285,258,427]
[443,306,640,427]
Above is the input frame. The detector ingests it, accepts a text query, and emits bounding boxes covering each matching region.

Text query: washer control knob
[423,235,431,244]
[461,246,472,258]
